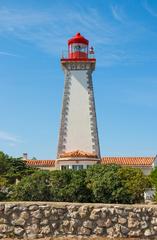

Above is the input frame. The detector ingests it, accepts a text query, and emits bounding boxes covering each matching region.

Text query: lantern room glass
[68,43,88,59]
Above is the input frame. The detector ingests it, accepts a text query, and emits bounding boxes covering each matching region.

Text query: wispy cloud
[143,0,157,17]
[0,6,116,54]
[0,131,21,144]
[111,4,126,23]
[0,4,156,67]
[0,51,19,57]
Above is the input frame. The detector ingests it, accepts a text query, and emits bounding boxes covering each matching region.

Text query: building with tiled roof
[24,153,157,175]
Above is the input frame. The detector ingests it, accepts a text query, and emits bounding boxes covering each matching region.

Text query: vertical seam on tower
[87,68,101,158]
[57,69,71,158]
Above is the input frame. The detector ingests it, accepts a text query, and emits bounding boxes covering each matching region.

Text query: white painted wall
[65,70,93,153]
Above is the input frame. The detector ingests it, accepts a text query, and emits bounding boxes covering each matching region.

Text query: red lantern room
[68,33,88,59]
[61,33,95,62]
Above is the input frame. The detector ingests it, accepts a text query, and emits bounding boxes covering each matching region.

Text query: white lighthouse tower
[56,33,100,170]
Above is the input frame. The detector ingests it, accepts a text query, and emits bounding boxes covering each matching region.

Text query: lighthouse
[56,33,100,170]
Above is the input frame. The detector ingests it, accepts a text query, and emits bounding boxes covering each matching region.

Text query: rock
[29,205,39,211]
[0,218,7,224]
[69,219,80,234]
[12,218,26,226]
[4,204,16,215]
[79,205,90,218]
[14,226,24,235]
[31,217,39,224]
[40,225,51,235]
[79,226,91,235]
[144,228,155,236]
[105,218,112,227]
[90,208,101,220]
[0,224,13,233]
[153,226,157,231]
[51,208,59,220]
[52,222,58,230]
[83,220,93,229]
[151,217,157,225]
[93,226,104,235]
[129,230,142,237]
[11,212,18,220]
[68,210,79,219]
[115,208,125,215]
[40,218,49,225]
[31,209,42,219]
[26,233,37,239]
[62,220,70,227]
[106,227,114,237]
[26,224,39,234]
[121,225,129,235]
[96,219,105,227]
[44,209,51,218]
[128,218,139,228]
[108,208,114,215]
[118,217,127,225]
[141,220,148,229]
[0,204,5,211]
[111,216,118,222]
[20,211,29,220]
[133,208,142,213]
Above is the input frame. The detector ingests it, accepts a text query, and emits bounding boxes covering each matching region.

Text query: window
[71,44,87,53]
[72,165,83,170]
[61,165,69,170]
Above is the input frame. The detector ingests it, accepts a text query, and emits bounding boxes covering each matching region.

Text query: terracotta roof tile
[59,150,98,158]
[25,157,155,168]
[101,157,155,167]
[25,160,55,167]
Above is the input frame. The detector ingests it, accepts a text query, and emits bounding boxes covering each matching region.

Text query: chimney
[23,153,28,160]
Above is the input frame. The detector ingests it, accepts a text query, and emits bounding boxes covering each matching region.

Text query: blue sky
[0,0,157,159]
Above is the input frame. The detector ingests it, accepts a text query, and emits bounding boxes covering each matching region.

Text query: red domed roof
[68,33,89,45]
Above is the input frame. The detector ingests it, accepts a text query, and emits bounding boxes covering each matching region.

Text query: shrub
[11,171,51,201]
[50,169,92,202]
[86,164,149,204]
[150,167,157,201]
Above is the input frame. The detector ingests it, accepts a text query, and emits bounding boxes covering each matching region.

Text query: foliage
[49,169,92,202]
[86,164,122,203]
[0,151,35,184]
[0,151,151,203]
[150,167,157,201]
[86,164,149,204]
[0,177,8,201]
[115,167,150,203]
[11,171,51,201]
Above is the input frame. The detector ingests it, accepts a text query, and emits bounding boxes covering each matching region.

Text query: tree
[0,151,11,175]
[0,151,35,184]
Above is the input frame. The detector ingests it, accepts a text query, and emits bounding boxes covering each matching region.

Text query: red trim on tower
[61,58,96,62]
[68,33,88,45]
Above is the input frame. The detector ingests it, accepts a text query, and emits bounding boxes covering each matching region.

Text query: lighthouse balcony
[61,50,96,62]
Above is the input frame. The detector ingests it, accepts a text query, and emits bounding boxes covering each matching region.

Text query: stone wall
[0,202,157,239]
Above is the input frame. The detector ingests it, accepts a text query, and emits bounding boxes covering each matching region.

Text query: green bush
[49,169,92,202]
[0,151,150,203]
[86,164,149,204]
[11,171,51,201]
[0,177,8,201]
[150,167,157,201]
[0,151,35,184]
